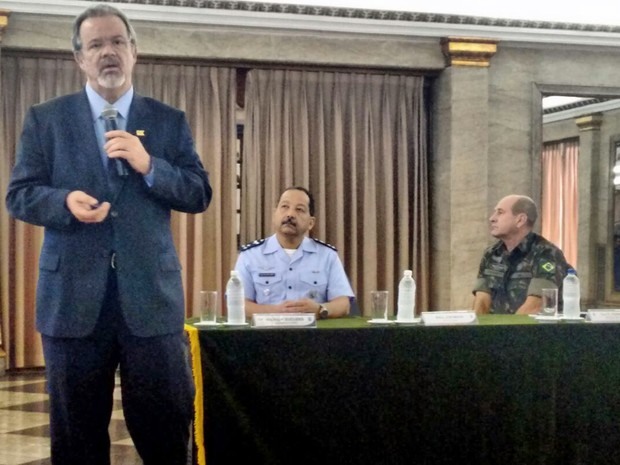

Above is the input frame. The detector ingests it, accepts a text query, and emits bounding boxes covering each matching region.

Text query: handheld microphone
[101,105,128,177]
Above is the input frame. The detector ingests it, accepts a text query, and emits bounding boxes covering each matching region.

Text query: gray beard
[98,73,126,90]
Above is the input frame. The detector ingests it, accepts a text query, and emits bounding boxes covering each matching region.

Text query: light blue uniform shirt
[234,234,355,304]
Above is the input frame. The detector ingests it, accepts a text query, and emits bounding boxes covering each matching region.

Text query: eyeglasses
[83,37,132,54]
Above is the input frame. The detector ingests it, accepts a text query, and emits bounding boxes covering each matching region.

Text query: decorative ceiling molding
[78,0,620,33]
[3,0,620,47]
[544,99,620,124]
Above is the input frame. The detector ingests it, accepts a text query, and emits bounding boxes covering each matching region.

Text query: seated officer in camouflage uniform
[234,186,354,319]
[473,195,570,314]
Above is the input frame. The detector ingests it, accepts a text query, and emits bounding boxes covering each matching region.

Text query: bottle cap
[230,270,237,277]
[404,270,412,277]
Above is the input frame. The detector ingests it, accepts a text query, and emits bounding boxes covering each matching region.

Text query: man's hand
[104,130,152,175]
[278,298,320,313]
[66,191,110,223]
[472,291,492,315]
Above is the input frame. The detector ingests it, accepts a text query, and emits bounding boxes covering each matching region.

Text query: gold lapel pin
[136,130,145,137]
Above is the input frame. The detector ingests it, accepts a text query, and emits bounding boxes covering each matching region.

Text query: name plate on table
[586,309,620,323]
[251,313,317,328]
[421,311,478,326]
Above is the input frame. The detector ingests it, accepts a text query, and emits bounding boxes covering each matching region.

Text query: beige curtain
[241,69,429,316]
[0,56,83,369]
[132,63,238,323]
[0,54,237,369]
[541,139,579,267]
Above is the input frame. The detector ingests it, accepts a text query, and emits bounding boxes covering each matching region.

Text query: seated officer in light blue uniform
[235,186,354,319]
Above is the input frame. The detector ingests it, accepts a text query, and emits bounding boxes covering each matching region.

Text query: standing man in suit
[5,4,211,464]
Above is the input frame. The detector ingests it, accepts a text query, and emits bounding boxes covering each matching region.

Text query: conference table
[186,315,620,465]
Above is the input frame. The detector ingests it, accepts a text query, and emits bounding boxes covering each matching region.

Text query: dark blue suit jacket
[6,90,212,338]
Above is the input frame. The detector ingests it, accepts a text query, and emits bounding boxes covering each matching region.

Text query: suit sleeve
[147,111,212,214]
[5,107,75,230]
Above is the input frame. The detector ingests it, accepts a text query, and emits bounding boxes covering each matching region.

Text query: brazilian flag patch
[541,262,555,273]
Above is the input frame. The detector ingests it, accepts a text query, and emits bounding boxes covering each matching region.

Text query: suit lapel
[73,92,112,199]
[126,94,149,142]
[106,94,149,205]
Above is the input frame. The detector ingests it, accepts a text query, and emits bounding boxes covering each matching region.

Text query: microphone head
[101,105,118,120]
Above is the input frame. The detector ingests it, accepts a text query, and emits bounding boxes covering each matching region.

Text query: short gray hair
[72,4,137,52]
[511,195,538,227]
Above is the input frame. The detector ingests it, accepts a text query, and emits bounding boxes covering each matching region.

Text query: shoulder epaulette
[313,238,337,251]
[240,238,266,252]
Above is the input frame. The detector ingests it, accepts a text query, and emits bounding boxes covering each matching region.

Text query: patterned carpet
[0,370,142,465]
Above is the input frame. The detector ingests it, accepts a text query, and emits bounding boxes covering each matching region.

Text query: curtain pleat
[241,70,429,316]
[0,55,237,368]
[132,63,238,323]
[0,57,81,369]
[541,139,579,267]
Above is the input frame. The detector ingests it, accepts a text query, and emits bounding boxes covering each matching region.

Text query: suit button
[110,211,119,218]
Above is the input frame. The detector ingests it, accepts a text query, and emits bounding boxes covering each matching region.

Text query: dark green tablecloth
[194,316,620,465]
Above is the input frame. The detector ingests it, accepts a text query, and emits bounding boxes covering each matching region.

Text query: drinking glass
[200,290,219,324]
[540,288,558,317]
[371,290,389,321]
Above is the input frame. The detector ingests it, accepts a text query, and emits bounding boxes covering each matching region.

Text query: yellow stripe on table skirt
[185,324,206,465]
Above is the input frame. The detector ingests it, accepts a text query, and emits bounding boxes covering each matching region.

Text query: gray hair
[511,195,538,227]
[72,4,137,52]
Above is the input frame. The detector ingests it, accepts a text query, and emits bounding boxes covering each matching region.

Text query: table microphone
[101,105,128,177]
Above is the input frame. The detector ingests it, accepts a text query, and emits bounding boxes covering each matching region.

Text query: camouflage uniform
[473,232,570,314]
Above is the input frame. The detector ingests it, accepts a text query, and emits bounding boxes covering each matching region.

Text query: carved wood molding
[440,37,498,68]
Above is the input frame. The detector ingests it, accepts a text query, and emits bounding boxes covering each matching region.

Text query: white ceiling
[542,97,588,110]
[250,0,620,26]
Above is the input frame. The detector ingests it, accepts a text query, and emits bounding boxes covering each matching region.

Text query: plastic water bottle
[562,268,581,319]
[397,270,416,322]
[226,270,245,324]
